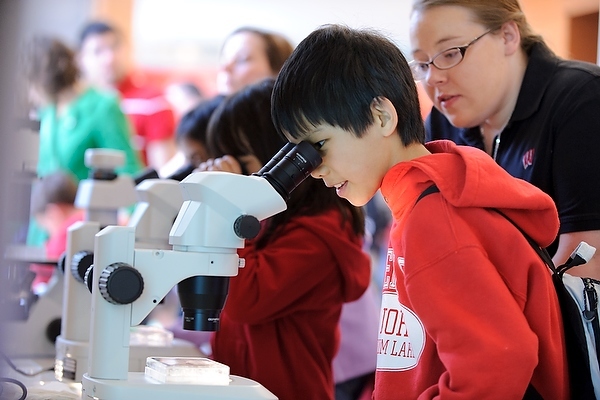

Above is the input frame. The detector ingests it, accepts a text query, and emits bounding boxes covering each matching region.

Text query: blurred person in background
[217,26,294,96]
[77,20,177,171]
[164,81,205,121]
[24,35,143,245]
[174,95,225,169]
[170,25,294,177]
[29,171,83,294]
[25,35,142,183]
[159,82,211,177]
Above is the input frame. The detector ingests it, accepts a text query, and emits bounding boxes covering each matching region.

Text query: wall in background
[10,0,600,95]
[521,0,599,61]
[128,0,415,95]
[8,0,600,100]
[124,0,600,96]
[15,0,93,47]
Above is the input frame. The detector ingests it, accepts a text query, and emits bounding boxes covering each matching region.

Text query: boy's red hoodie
[374,140,568,400]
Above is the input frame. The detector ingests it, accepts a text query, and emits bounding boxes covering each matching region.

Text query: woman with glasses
[409,0,600,281]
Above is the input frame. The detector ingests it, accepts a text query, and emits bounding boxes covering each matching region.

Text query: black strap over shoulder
[415,184,555,270]
[415,184,440,205]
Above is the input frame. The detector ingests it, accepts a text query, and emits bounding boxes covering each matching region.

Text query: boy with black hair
[271,24,568,400]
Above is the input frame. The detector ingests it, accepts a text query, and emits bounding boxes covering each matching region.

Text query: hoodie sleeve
[224,211,370,325]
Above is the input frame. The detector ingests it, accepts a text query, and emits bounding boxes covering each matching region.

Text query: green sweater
[28,87,143,247]
[37,86,143,180]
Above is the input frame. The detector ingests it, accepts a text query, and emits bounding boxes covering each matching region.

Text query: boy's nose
[310,164,327,179]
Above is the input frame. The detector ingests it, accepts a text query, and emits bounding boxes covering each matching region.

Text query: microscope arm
[87,225,242,380]
[131,248,239,325]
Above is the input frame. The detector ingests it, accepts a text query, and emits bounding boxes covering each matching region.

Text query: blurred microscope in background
[1,149,204,395]
[0,116,59,361]
[56,149,203,384]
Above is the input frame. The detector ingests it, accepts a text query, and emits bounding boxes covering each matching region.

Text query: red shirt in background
[30,210,85,292]
[117,74,175,166]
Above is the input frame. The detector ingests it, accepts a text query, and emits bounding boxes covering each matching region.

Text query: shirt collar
[510,42,559,123]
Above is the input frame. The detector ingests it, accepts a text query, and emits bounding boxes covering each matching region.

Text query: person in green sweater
[26,35,143,181]
[24,35,143,245]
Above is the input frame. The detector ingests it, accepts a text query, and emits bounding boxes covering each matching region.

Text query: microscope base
[55,336,205,382]
[81,372,278,399]
[1,274,63,359]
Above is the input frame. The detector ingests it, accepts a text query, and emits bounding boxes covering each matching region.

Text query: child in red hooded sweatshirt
[198,78,372,400]
[271,25,569,400]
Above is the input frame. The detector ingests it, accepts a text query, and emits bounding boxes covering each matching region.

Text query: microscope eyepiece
[133,168,160,185]
[85,149,125,181]
[255,142,295,175]
[166,164,197,182]
[258,141,322,200]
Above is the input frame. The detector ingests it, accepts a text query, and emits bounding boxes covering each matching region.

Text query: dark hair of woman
[206,78,365,249]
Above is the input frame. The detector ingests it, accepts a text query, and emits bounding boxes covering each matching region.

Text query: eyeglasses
[409,30,493,81]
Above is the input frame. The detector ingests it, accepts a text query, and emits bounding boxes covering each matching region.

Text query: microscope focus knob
[98,263,144,305]
[83,265,94,293]
[57,251,67,273]
[234,214,261,239]
[71,250,94,283]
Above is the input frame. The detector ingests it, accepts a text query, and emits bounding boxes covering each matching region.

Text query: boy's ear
[371,97,398,137]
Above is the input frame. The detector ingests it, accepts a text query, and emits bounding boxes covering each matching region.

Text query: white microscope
[0,150,136,373]
[2,244,63,359]
[80,142,321,399]
[55,149,202,383]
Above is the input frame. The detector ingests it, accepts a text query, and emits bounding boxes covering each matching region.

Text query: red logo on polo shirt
[522,149,534,169]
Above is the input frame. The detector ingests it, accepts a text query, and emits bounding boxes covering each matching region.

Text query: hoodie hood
[296,209,371,302]
[381,140,559,247]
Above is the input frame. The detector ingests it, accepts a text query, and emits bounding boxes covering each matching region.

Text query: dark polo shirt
[426,42,600,252]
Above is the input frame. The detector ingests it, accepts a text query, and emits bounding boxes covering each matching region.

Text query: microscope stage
[81,372,277,399]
